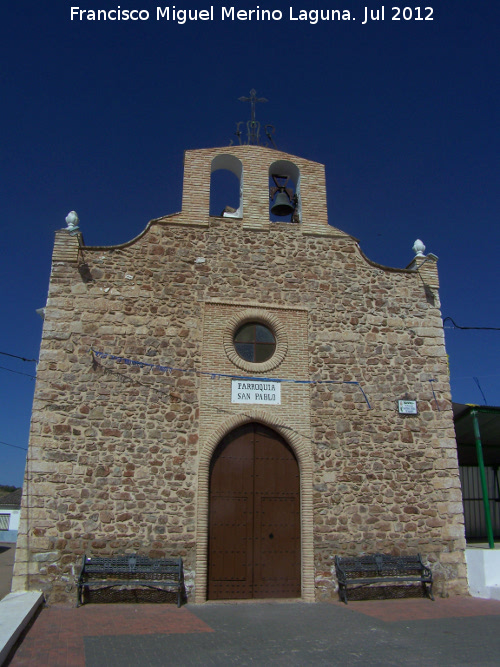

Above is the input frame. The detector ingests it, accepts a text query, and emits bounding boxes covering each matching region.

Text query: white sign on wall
[231,380,281,405]
[398,400,418,415]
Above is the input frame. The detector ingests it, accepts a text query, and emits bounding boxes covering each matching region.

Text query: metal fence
[459,466,500,540]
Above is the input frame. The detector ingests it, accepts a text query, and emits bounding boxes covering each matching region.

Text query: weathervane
[233,89,277,148]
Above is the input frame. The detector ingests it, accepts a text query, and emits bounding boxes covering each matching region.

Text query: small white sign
[231,380,281,405]
[398,400,418,415]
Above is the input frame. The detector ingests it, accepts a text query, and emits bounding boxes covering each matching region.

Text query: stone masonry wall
[13,146,467,603]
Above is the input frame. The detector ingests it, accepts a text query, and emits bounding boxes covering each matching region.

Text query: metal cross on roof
[239,89,268,126]
[234,89,277,148]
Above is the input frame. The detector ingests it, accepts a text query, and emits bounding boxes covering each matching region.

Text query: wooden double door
[208,423,301,600]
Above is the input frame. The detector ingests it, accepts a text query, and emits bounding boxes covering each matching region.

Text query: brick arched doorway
[207,422,301,600]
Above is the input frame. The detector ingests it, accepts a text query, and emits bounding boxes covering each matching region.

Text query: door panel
[208,423,300,600]
[254,496,301,598]
[208,426,254,599]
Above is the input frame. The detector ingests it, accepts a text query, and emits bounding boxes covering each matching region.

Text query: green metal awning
[454,403,500,447]
[453,403,500,549]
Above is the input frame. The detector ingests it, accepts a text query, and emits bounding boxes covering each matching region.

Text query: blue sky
[1,1,499,486]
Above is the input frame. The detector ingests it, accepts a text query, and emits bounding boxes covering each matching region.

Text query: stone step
[0,590,44,664]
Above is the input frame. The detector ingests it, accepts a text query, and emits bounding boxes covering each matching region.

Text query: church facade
[13,145,468,603]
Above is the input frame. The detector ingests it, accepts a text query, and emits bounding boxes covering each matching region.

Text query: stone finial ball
[412,239,426,257]
[65,211,79,229]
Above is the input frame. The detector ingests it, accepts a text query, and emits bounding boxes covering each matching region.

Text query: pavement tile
[8,604,213,666]
[343,596,500,622]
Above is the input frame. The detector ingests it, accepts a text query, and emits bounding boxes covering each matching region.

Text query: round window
[234,323,276,363]
[223,309,287,373]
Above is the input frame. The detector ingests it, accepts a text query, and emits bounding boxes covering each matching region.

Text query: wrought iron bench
[334,553,433,604]
[77,554,184,607]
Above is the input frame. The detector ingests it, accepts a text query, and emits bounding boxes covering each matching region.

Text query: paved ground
[0,543,15,601]
[6,596,500,666]
[2,547,500,666]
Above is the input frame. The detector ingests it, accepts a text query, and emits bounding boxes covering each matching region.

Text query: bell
[271,191,295,216]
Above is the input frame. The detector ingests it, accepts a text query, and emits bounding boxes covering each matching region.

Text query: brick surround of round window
[223,309,288,373]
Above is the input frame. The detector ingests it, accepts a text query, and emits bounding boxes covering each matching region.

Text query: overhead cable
[0,440,28,451]
[0,351,37,362]
[0,365,36,379]
[443,317,500,331]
